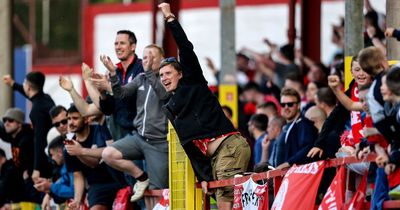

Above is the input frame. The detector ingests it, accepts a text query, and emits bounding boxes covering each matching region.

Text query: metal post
[219,0,238,128]
[344,0,363,88]
[219,0,236,83]
[301,0,321,63]
[288,0,296,45]
[0,0,13,115]
[386,0,400,60]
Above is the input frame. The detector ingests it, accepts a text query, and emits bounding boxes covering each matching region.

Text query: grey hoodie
[110,70,170,141]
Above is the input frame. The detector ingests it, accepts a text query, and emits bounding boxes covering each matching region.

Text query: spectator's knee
[102,146,119,164]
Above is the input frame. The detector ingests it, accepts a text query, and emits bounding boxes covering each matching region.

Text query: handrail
[201,154,377,189]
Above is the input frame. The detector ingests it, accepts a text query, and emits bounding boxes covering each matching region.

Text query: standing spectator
[101,44,170,205]
[264,116,285,167]
[3,72,55,181]
[247,114,268,165]
[63,105,123,210]
[0,148,25,209]
[99,30,144,140]
[256,102,279,120]
[273,88,318,169]
[158,3,251,209]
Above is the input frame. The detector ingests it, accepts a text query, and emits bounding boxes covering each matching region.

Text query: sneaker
[130,179,149,202]
[389,185,400,200]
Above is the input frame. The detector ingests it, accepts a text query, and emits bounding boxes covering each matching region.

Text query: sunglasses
[53,119,68,127]
[3,118,15,123]
[162,57,178,63]
[280,102,298,108]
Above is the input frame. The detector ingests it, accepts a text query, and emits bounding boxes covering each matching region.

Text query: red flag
[346,173,368,210]
[318,166,346,210]
[271,161,325,210]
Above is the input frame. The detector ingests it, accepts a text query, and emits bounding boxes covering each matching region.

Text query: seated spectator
[0,148,25,209]
[63,105,124,209]
[101,45,170,206]
[271,88,318,169]
[49,105,69,137]
[0,108,40,202]
[35,136,74,209]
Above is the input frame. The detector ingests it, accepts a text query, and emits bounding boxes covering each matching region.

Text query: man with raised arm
[157,3,251,209]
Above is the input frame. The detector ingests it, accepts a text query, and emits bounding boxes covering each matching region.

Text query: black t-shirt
[64,124,114,185]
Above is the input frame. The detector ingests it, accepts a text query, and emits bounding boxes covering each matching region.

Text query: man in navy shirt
[63,105,123,209]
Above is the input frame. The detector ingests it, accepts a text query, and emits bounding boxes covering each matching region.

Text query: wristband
[165,14,176,22]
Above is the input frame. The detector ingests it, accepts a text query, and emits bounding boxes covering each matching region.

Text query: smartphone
[64,139,74,145]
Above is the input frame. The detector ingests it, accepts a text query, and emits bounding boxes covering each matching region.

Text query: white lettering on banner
[286,162,320,175]
[318,186,338,210]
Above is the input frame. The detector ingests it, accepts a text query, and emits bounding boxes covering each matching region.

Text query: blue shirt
[254,132,267,165]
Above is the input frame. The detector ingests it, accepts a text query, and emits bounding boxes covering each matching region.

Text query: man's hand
[34,177,52,193]
[376,154,389,168]
[307,147,324,158]
[59,76,74,92]
[158,3,173,18]
[100,55,116,75]
[366,26,377,39]
[143,51,154,72]
[90,74,112,93]
[385,27,395,37]
[328,75,342,91]
[31,170,40,183]
[276,162,290,170]
[2,75,14,87]
[65,140,83,156]
[385,163,396,175]
[261,135,271,150]
[68,199,80,210]
[41,194,51,210]
[200,181,214,195]
[82,63,93,81]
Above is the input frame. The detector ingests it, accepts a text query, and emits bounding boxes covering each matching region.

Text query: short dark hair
[280,44,295,61]
[48,135,65,151]
[159,57,183,73]
[249,114,269,131]
[49,105,67,119]
[117,30,137,44]
[26,71,45,91]
[67,104,80,115]
[243,82,261,93]
[257,102,278,112]
[386,65,400,96]
[316,87,336,107]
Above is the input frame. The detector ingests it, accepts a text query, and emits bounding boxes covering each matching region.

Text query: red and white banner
[346,173,367,210]
[233,177,269,210]
[271,161,325,210]
[153,189,170,210]
[318,166,346,210]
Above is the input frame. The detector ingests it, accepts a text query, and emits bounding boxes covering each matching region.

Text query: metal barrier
[199,154,400,210]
